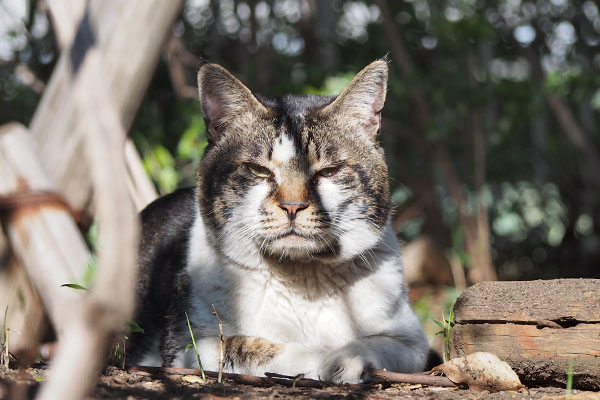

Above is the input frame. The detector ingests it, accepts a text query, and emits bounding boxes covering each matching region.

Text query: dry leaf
[433,352,524,392]
[182,374,206,384]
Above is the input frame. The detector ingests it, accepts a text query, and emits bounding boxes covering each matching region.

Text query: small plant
[185,311,206,381]
[434,308,455,362]
[1,307,22,369]
[110,320,145,368]
[2,307,8,368]
[566,357,574,400]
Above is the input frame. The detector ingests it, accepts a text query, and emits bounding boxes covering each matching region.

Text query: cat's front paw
[319,344,375,384]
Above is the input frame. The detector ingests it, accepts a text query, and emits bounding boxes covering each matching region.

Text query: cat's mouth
[259,227,338,261]
[275,229,310,240]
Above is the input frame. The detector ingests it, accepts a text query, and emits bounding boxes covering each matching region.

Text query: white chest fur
[186,212,401,346]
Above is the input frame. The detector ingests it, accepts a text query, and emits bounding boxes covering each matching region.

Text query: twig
[2,306,8,369]
[211,304,225,384]
[130,366,273,387]
[265,372,307,389]
[369,369,456,388]
[129,365,456,389]
[130,365,330,388]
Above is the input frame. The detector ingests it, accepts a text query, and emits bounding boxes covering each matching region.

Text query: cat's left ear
[322,60,388,137]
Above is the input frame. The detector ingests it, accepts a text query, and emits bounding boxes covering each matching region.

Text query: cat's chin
[260,234,337,262]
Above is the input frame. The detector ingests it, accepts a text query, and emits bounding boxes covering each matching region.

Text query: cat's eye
[246,163,272,179]
[315,166,341,178]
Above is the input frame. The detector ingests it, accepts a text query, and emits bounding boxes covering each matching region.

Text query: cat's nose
[279,201,308,219]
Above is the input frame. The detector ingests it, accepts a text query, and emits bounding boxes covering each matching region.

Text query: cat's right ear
[197,64,268,142]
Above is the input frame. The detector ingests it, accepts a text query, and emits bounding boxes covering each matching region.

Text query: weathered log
[451,279,600,390]
[0,123,89,336]
[30,0,177,211]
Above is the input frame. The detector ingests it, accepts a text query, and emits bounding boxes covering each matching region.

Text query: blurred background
[1,0,599,299]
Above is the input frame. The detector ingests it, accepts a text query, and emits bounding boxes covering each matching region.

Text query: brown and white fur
[128,60,428,383]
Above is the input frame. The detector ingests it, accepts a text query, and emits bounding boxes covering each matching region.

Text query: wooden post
[37,44,140,399]
[0,124,89,338]
[30,0,179,211]
[451,279,600,390]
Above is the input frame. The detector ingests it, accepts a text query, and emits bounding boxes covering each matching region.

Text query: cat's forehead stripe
[271,134,296,165]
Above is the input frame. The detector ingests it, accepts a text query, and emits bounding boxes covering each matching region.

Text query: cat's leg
[240,336,427,382]
[318,333,429,383]
[175,335,285,374]
[320,300,429,383]
[175,335,324,378]
[176,331,426,383]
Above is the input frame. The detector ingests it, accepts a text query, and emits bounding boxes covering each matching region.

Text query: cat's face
[196,61,390,266]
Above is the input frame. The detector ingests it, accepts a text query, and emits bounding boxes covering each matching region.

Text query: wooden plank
[453,279,600,323]
[0,123,89,336]
[451,323,600,389]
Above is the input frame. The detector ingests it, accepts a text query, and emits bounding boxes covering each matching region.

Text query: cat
[127,60,429,383]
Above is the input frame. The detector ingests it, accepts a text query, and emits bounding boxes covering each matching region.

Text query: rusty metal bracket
[0,191,74,226]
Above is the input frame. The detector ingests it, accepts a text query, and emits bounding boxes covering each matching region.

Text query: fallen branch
[130,366,277,387]
[129,365,455,389]
[369,369,456,388]
[131,365,348,388]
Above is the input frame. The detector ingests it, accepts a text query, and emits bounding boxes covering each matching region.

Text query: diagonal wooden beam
[30,0,180,211]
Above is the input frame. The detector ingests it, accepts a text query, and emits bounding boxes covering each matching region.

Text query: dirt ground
[1,365,598,400]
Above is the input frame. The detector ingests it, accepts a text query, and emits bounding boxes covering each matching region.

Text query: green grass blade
[433,320,446,330]
[61,283,88,291]
[566,357,574,400]
[185,312,206,380]
[127,320,144,333]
